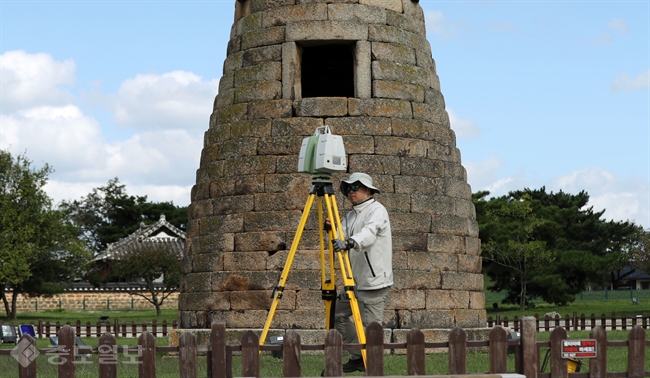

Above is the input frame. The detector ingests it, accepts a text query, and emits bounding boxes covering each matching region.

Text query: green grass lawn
[486,299,650,320]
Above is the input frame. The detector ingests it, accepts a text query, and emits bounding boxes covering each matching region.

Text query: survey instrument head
[297,126,346,181]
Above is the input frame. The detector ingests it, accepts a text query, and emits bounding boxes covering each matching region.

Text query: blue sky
[1,0,648,229]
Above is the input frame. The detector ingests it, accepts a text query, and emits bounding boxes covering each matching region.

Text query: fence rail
[488,312,649,332]
[1,318,648,378]
[0,318,178,338]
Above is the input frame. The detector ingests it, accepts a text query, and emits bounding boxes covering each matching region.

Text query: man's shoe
[342,358,365,372]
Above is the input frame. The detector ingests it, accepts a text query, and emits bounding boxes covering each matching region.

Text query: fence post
[588,325,606,378]
[628,325,646,377]
[241,330,260,377]
[98,332,117,378]
[209,322,227,378]
[324,329,343,377]
[448,326,466,374]
[58,325,76,378]
[406,328,425,375]
[489,326,507,373]
[544,315,550,332]
[366,322,384,376]
[521,316,538,378]
[17,334,37,378]
[550,327,568,378]
[282,330,301,377]
[179,332,198,378]
[513,316,520,332]
[138,331,157,378]
[573,312,578,331]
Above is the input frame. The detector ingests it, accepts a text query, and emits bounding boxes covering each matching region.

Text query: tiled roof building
[95,214,185,262]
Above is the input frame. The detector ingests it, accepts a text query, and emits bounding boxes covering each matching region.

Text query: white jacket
[340,198,393,290]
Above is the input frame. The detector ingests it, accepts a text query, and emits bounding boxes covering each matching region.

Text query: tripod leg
[329,194,355,279]
[318,197,336,331]
[259,193,316,347]
[324,193,367,365]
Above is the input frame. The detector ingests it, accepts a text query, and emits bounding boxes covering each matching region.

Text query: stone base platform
[168,327,492,355]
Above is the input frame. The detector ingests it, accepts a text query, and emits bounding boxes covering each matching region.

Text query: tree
[481,194,555,311]
[89,244,181,316]
[628,229,650,277]
[0,150,91,319]
[60,178,187,256]
[476,187,641,307]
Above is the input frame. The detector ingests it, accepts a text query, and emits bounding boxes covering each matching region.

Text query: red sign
[561,339,597,358]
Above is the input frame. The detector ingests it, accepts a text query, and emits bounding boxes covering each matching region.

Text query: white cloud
[108,71,219,131]
[448,108,480,138]
[0,50,76,112]
[425,10,461,40]
[464,156,519,195]
[464,158,649,228]
[487,21,516,32]
[608,18,628,35]
[611,69,650,92]
[1,105,105,170]
[595,33,614,46]
[102,129,201,185]
[1,50,206,207]
[46,180,192,207]
[425,11,445,34]
[551,167,649,228]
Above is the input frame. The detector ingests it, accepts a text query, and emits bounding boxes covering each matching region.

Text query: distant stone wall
[12,291,179,313]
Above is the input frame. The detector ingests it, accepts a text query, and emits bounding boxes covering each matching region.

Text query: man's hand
[333,239,355,251]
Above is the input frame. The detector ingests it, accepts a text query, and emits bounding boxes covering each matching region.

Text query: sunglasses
[344,185,361,195]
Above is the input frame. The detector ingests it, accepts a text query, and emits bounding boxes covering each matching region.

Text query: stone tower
[181,0,485,330]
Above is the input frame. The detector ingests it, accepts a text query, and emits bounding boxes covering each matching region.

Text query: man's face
[346,183,369,204]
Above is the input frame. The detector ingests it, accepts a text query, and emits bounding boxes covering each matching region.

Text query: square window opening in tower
[301,43,355,98]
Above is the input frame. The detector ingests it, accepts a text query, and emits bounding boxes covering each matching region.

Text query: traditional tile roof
[94,214,185,261]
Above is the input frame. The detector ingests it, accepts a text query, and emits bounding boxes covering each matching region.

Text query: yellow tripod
[259,180,367,366]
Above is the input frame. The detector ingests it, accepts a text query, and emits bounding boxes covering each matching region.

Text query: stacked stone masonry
[12,292,179,313]
[182,0,485,330]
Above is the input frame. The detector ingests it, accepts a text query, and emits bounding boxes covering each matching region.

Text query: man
[331,172,393,373]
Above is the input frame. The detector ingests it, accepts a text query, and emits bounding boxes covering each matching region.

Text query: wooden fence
[2,316,649,378]
[488,312,649,332]
[0,318,178,338]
